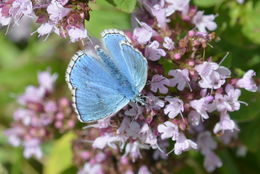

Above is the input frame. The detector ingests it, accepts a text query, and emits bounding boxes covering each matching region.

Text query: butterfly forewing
[66,52,130,122]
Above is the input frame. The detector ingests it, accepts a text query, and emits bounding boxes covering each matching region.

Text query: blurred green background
[0,0,260,173]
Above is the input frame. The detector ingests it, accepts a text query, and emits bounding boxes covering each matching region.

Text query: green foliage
[241,1,260,44]
[193,0,224,7]
[86,0,131,38]
[105,0,137,13]
[44,132,75,174]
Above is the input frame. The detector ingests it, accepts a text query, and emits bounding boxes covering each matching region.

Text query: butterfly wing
[66,51,129,122]
[101,29,148,92]
[120,41,148,92]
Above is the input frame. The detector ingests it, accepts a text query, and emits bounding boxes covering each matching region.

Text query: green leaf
[86,8,131,38]
[219,150,241,174]
[241,1,260,44]
[113,0,137,13]
[193,0,223,7]
[239,116,260,152]
[44,132,75,174]
[231,91,260,122]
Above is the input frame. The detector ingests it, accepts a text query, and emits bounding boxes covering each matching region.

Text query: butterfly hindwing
[66,51,129,122]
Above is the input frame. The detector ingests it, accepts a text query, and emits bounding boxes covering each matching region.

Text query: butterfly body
[66,29,148,122]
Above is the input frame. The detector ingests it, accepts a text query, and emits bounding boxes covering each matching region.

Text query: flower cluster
[5,70,77,159]
[0,0,91,42]
[74,0,258,173]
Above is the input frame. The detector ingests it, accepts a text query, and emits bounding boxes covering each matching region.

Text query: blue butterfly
[66,29,148,122]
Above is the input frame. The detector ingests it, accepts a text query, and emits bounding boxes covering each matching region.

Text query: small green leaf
[231,91,260,122]
[193,0,223,7]
[44,132,75,174]
[239,116,260,152]
[241,1,260,44]
[86,9,131,38]
[113,0,137,13]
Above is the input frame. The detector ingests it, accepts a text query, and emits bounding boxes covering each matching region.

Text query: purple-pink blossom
[168,69,190,91]
[145,41,166,61]
[150,74,169,94]
[236,70,257,92]
[164,97,184,119]
[174,133,197,155]
[192,11,217,33]
[157,121,179,140]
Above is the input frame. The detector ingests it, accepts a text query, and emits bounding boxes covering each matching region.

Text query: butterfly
[66,29,148,122]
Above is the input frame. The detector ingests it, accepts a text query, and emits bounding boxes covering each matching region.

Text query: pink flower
[164,97,184,119]
[150,74,169,94]
[124,102,143,118]
[145,94,165,111]
[124,142,148,162]
[23,139,43,159]
[78,163,104,174]
[118,117,141,139]
[140,0,168,28]
[197,131,217,155]
[133,22,156,45]
[236,70,257,92]
[165,0,190,16]
[203,151,222,172]
[220,130,239,145]
[67,26,88,42]
[168,69,190,91]
[163,36,174,50]
[208,85,241,112]
[174,133,197,155]
[138,165,152,174]
[44,101,58,113]
[92,134,125,150]
[188,110,201,126]
[190,96,213,120]
[47,0,70,23]
[36,23,56,37]
[140,123,157,147]
[195,62,231,89]
[5,127,23,147]
[13,108,34,125]
[0,9,11,26]
[95,152,106,163]
[18,86,45,105]
[192,11,217,33]
[213,112,238,134]
[145,41,166,61]
[9,0,33,22]
[38,71,58,92]
[157,121,179,140]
